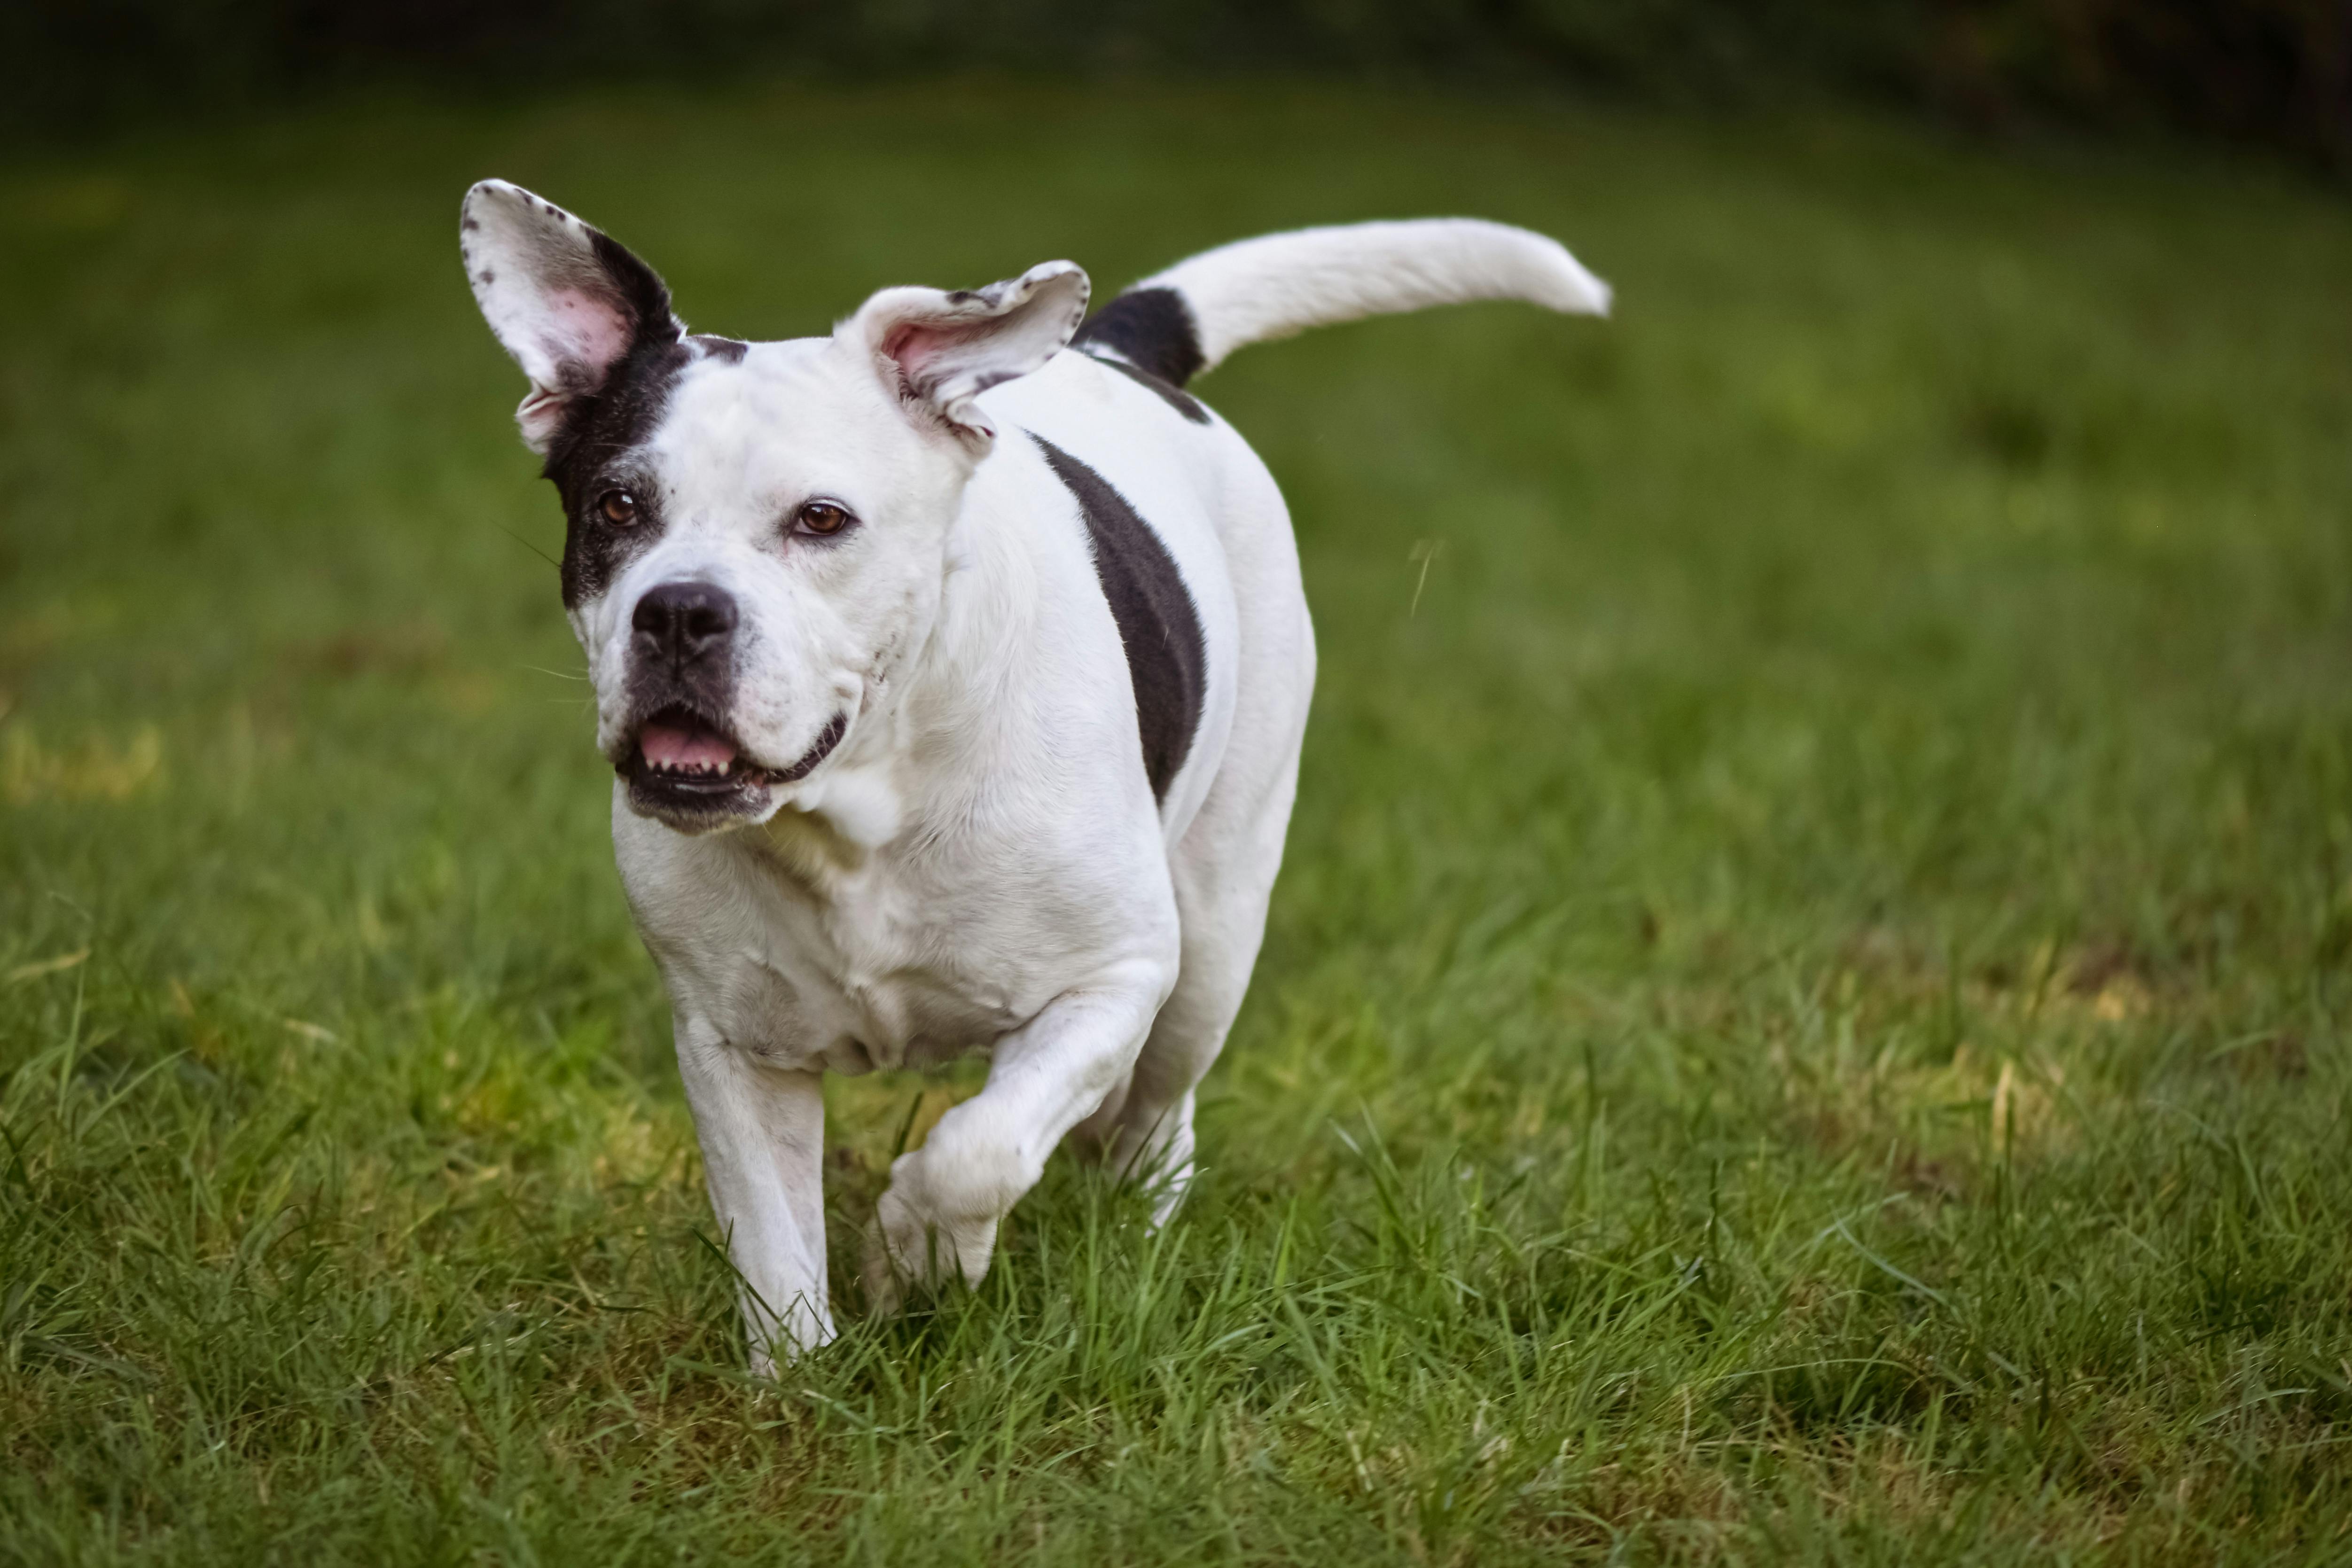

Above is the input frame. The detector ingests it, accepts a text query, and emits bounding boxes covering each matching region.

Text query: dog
[460,180,1608,1368]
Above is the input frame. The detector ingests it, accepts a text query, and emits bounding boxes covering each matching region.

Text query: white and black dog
[460,181,1608,1367]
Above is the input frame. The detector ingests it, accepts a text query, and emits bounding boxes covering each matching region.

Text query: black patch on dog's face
[536,231,692,610]
[1072,287,1205,389]
[543,337,694,608]
[1031,435,1206,804]
[1087,351,1211,424]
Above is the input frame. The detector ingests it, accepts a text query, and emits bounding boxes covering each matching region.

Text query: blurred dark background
[9,0,2351,172]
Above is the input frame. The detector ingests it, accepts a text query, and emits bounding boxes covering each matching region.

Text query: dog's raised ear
[460,179,683,453]
[845,262,1090,449]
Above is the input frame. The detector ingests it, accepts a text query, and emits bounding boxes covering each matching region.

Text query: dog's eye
[796,500,854,537]
[598,490,640,527]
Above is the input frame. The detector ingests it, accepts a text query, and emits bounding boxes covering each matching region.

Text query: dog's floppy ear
[460,179,683,453]
[845,262,1090,449]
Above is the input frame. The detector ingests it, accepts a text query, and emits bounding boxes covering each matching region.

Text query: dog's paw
[743,1299,836,1373]
[861,1143,1021,1311]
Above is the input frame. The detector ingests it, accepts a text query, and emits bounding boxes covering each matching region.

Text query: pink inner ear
[547,287,633,374]
[882,321,971,389]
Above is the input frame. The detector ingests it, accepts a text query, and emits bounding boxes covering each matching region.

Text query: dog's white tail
[1072,219,1610,387]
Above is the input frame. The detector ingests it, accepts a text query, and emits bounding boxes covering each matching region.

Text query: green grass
[5,80,2352,1564]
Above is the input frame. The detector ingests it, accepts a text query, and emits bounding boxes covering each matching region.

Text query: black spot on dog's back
[1073,287,1205,389]
[1031,436,1206,804]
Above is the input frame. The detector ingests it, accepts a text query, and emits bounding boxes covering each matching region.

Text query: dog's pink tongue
[639,721,736,770]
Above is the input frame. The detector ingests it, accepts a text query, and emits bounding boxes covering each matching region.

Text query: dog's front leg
[863,962,1170,1311]
[673,1016,832,1371]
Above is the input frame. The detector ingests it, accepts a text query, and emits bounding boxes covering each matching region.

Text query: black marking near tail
[1089,353,1211,425]
[1072,287,1205,388]
[1031,436,1206,804]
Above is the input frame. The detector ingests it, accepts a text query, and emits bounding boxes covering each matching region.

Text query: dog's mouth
[632,706,758,790]
[620,705,848,824]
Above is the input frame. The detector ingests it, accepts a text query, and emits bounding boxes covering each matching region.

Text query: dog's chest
[761,868,1034,1075]
[627,805,1125,1077]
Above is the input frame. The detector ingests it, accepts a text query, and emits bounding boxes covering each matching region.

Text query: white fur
[462,186,1607,1369]
[1138,218,1611,372]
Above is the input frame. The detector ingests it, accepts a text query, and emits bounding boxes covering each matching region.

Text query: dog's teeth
[717,759,731,777]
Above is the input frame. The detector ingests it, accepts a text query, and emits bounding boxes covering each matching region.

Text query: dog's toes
[864,1182,1002,1312]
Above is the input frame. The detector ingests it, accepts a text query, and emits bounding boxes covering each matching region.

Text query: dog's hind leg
[1083,743,1305,1224]
[1078,436,1317,1222]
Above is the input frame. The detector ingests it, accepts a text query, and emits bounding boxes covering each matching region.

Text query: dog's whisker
[495,524,562,569]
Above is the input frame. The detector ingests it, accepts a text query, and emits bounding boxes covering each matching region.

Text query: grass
[4,79,2351,1564]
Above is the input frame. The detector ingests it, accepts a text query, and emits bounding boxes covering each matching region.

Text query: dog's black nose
[633,581,737,666]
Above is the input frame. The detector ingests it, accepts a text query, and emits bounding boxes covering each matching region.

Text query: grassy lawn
[4,81,2351,1563]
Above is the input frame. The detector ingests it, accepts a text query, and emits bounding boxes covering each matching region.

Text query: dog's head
[460,180,1088,833]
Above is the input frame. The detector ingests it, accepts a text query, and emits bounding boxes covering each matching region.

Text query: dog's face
[461,181,1088,833]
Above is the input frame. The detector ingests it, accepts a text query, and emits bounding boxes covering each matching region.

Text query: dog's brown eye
[797,500,853,537]
[599,490,639,527]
